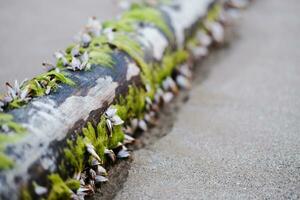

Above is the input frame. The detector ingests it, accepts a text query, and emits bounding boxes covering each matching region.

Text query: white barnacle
[154,88,164,104]
[117,145,130,159]
[94,163,107,176]
[124,134,135,144]
[162,77,178,94]
[205,21,224,43]
[118,0,131,10]
[105,107,117,118]
[45,86,51,95]
[68,51,91,71]
[86,143,101,162]
[0,101,4,112]
[76,185,94,197]
[4,80,30,103]
[176,75,191,89]
[54,51,69,66]
[1,124,10,133]
[95,175,108,184]
[178,64,192,79]
[89,168,97,179]
[138,119,148,132]
[162,92,174,104]
[71,45,80,57]
[103,28,115,43]
[144,113,156,125]
[191,46,208,58]
[80,51,91,70]
[86,17,102,37]
[104,107,124,137]
[34,183,48,196]
[196,31,212,47]
[69,57,82,71]
[104,148,116,162]
[105,107,124,126]
[228,0,249,8]
[81,33,92,47]
[19,86,31,102]
[106,119,113,138]
[110,115,124,126]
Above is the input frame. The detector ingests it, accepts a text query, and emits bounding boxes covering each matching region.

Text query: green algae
[47,174,74,200]
[153,50,189,85]
[83,121,106,160]
[65,179,80,191]
[6,69,75,110]
[0,152,14,170]
[112,34,149,71]
[102,19,135,33]
[206,4,222,22]
[63,136,86,176]
[21,187,33,200]
[89,50,115,68]
[115,85,147,122]
[0,113,27,170]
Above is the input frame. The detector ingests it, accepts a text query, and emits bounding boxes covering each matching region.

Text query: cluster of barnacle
[47,17,104,72]
[186,4,225,59]
[0,2,175,112]
[0,69,75,110]
[186,0,251,60]
[37,106,133,200]
[0,17,112,111]
[45,55,195,199]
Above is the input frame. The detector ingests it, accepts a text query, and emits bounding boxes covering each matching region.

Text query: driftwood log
[0,0,248,199]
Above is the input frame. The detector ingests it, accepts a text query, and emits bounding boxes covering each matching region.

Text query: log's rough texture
[0,0,228,199]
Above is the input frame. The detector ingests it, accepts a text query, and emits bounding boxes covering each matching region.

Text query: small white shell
[144,113,156,125]
[206,21,224,43]
[111,115,124,126]
[89,169,97,179]
[130,118,139,131]
[105,107,117,118]
[34,184,48,196]
[1,124,10,133]
[178,64,192,79]
[176,75,191,89]
[0,101,4,112]
[162,92,174,103]
[71,46,80,57]
[106,119,113,137]
[86,17,102,37]
[104,149,116,162]
[197,31,212,47]
[117,148,130,159]
[138,120,148,132]
[192,46,208,58]
[96,165,107,176]
[95,175,108,183]
[81,33,92,46]
[70,57,82,71]
[124,134,135,144]
[86,143,101,162]
[45,86,51,95]
[118,0,131,10]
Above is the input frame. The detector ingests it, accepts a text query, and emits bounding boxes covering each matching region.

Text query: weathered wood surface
[0,0,218,198]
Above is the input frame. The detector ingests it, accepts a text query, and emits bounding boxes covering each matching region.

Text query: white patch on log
[126,62,141,81]
[138,26,168,60]
[161,0,214,48]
